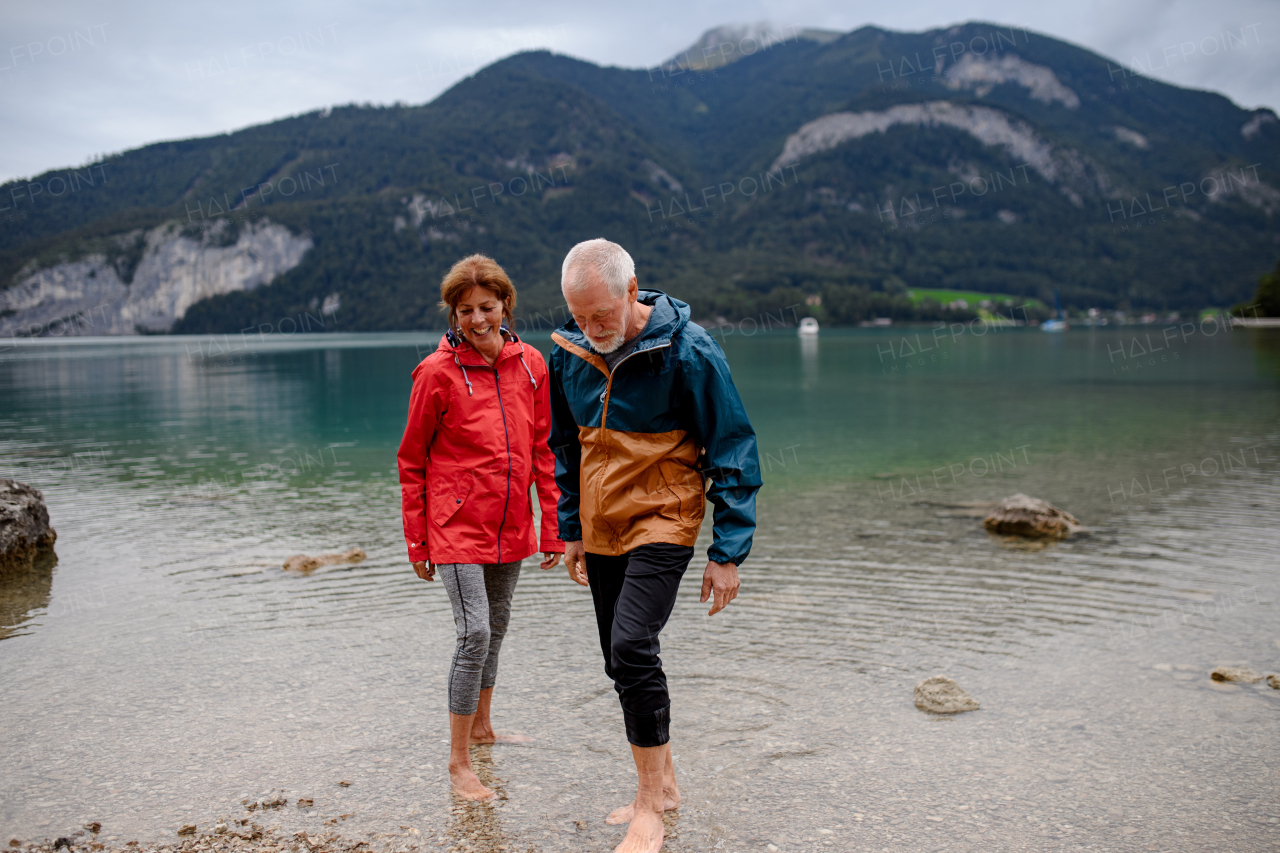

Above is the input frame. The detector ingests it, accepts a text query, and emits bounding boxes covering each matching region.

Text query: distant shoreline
[7,319,1276,349]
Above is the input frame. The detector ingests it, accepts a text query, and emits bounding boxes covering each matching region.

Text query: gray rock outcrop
[0,218,312,337]
[283,548,366,574]
[0,479,57,577]
[771,102,1277,216]
[914,675,980,714]
[661,24,841,71]
[1211,665,1263,683]
[942,53,1080,108]
[1241,110,1277,140]
[769,101,1109,204]
[982,493,1081,539]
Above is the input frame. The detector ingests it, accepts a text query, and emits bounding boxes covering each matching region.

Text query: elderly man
[549,238,761,853]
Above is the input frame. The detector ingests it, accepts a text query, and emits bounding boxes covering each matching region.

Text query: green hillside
[2,21,1277,333]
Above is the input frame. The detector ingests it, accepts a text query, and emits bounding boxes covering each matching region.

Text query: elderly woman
[397,254,563,801]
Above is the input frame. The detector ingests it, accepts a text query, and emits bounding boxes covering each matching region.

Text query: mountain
[661,23,842,71]
[1,21,1277,337]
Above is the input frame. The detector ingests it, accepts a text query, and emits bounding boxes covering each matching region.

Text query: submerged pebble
[914,676,980,714]
[282,549,365,574]
[1210,666,1263,683]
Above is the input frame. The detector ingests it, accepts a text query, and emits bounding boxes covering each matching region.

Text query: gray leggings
[438,560,523,715]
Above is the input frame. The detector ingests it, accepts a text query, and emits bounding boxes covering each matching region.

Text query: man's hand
[563,540,588,586]
[540,551,563,570]
[412,561,436,581]
[700,560,739,615]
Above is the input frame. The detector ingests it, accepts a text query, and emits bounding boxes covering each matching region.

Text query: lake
[1,322,1278,853]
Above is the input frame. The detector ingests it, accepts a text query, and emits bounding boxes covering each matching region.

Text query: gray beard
[589,330,624,354]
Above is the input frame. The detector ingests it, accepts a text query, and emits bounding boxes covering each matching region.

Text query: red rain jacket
[397,332,563,565]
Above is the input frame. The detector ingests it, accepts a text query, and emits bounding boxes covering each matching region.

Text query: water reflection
[1246,327,1280,378]
[0,548,56,640]
[799,334,818,389]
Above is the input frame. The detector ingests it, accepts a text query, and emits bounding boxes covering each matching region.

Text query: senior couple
[396,239,761,853]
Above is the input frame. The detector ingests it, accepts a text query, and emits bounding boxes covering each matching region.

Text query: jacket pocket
[430,470,474,527]
[657,459,704,522]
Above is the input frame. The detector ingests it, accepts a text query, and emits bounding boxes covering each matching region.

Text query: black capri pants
[585,542,694,748]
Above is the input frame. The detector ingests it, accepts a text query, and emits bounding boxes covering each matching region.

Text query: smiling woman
[398,252,564,801]
[439,254,518,364]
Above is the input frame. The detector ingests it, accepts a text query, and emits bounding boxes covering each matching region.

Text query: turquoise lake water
[1,325,1277,852]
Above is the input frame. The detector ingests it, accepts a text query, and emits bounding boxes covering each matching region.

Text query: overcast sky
[0,0,1275,183]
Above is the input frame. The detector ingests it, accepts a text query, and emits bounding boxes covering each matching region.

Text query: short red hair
[439,254,517,330]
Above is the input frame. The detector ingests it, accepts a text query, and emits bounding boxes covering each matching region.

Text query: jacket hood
[413,330,528,378]
[397,323,562,565]
[555,290,690,353]
[546,286,759,565]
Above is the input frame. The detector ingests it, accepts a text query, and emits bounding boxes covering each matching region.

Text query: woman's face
[455,284,507,355]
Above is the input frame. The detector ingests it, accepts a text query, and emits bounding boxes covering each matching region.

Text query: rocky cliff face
[942,53,1081,108]
[774,102,1079,181]
[770,101,1121,206]
[0,218,311,337]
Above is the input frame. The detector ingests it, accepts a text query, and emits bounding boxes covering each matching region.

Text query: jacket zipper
[597,341,671,542]
[600,341,671,426]
[492,363,513,562]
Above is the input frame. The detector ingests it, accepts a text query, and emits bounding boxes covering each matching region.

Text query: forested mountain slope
[1,21,1275,335]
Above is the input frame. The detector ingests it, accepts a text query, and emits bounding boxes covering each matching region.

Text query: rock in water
[1211,665,1263,683]
[0,479,57,578]
[283,555,320,573]
[982,493,1080,539]
[282,548,366,573]
[914,675,980,714]
[1267,674,1279,690]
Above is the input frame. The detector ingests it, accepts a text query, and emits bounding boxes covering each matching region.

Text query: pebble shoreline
[8,789,523,853]
[10,823,447,853]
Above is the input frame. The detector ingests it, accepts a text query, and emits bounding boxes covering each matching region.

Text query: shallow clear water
[1,325,1278,852]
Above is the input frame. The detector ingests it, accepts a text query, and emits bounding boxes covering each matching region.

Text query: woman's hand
[412,561,436,581]
[539,551,562,571]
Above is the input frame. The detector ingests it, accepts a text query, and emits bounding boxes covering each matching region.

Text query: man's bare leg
[606,742,679,824]
[448,711,494,801]
[614,744,668,853]
[469,687,535,744]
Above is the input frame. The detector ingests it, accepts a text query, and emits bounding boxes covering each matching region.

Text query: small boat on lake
[1042,289,1068,332]
[798,317,820,336]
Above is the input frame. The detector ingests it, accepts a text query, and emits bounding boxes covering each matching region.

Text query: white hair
[561,238,635,299]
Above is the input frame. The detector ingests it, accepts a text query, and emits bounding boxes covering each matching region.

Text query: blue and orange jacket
[548,290,761,565]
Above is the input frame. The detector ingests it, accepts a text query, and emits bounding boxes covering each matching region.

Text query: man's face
[564,274,637,354]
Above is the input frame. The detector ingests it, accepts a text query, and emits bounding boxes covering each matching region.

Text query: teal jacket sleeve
[680,330,762,565]
[548,347,584,542]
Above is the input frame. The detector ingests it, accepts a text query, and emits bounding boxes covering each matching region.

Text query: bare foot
[449,764,495,802]
[614,809,663,853]
[606,788,680,825]
[469,729,535,744]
